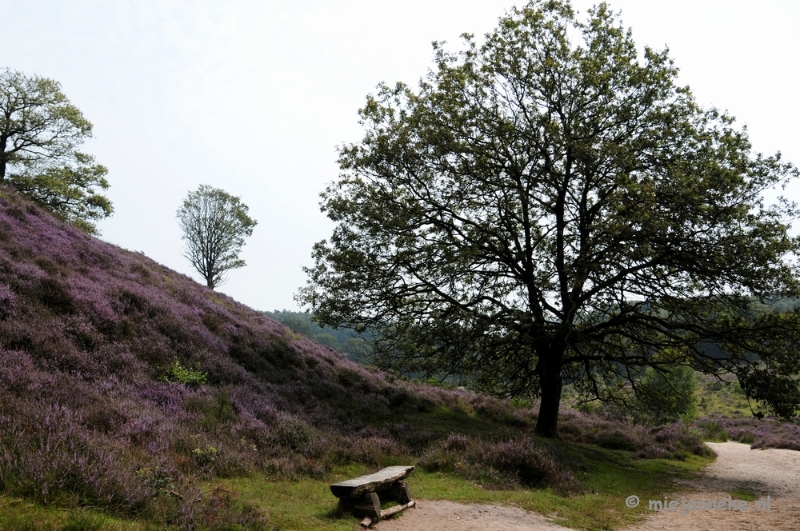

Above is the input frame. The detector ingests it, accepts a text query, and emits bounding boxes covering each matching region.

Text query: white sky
[2,1,798,312]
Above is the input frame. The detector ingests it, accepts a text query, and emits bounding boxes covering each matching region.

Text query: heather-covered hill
[0,186,727,529]
[0,186,481,515]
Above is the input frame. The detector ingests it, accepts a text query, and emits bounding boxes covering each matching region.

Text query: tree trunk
[534,353,564,438]
[0,135,6,181]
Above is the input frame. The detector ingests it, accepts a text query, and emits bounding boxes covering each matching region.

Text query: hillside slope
[0,186,471,515]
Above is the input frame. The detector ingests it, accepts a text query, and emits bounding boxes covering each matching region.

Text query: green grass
[202,443,713,531]
[728,487,757,502]
[694,374,753,418]
[0,496,152,531]
[0,443,714,531]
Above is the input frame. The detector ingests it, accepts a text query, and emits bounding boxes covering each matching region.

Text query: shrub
[348,435,404,467]
[159,360,207,387]
[419,435,574,491]
[558,410,708,460]
[269,414,315,453]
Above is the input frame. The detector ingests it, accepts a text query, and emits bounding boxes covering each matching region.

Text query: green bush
[159,360,207,387]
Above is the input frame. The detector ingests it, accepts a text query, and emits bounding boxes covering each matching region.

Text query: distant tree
[0,68,112,234]
[299,0,800,437]
[630,365,698,426]
[177,185,257,289]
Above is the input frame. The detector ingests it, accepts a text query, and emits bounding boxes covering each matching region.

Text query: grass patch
[208,444,713,531]
[728,487,757,502]
[0,496,152,531]
[695,420,729,442]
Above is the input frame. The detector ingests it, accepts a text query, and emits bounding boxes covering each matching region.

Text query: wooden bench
[330,465,415,527]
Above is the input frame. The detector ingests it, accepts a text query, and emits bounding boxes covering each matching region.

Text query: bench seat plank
[330,465,414,499]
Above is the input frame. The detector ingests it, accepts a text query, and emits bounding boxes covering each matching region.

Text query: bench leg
[352,491,381,519]
[389,481,413,504]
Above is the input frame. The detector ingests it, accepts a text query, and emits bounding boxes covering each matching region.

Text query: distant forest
[262,310,373,363]
[266,296,800,369]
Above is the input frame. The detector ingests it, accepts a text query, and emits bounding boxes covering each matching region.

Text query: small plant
[136,466,177,495]
[201,393,236,432]
[159,360,207,387]
[192,445,218,471]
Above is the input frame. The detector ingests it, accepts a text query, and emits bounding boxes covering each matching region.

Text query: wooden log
[379,500,415,519]
[359,516,373,528]
[330,466,415,499]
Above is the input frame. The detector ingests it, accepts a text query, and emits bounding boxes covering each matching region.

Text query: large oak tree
[298,1,800,437]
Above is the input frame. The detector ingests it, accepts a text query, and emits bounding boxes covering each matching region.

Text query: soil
[372,442,800,531]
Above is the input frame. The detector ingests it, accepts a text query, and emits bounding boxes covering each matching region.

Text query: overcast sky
[2,1,798,312]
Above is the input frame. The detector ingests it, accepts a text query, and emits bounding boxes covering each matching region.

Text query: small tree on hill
[0,68,112,234]
[298,0,800,437]
[177,185,257,289]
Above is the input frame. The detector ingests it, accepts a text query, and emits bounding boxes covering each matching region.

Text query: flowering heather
[696,416,800,451]
[556,409,709,459]
[0,187,440,514]
[418,433,576,492]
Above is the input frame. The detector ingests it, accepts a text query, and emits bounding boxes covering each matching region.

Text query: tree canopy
[298,0,800,437]
[177,185,257,290]
[0,68,112,234]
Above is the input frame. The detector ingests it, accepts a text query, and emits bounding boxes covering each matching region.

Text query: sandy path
[373,442,800,531]
[627,442,800,531]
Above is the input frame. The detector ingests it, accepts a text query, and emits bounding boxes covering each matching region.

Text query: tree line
[263,310,374,364]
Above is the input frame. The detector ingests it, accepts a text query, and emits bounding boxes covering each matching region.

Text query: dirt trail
[373,442,800,531]
[627,442,800,531]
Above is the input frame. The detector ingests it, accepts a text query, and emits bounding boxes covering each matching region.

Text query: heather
[694,416,800,451]
[0,186,776,529]
[0,187,456,521]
